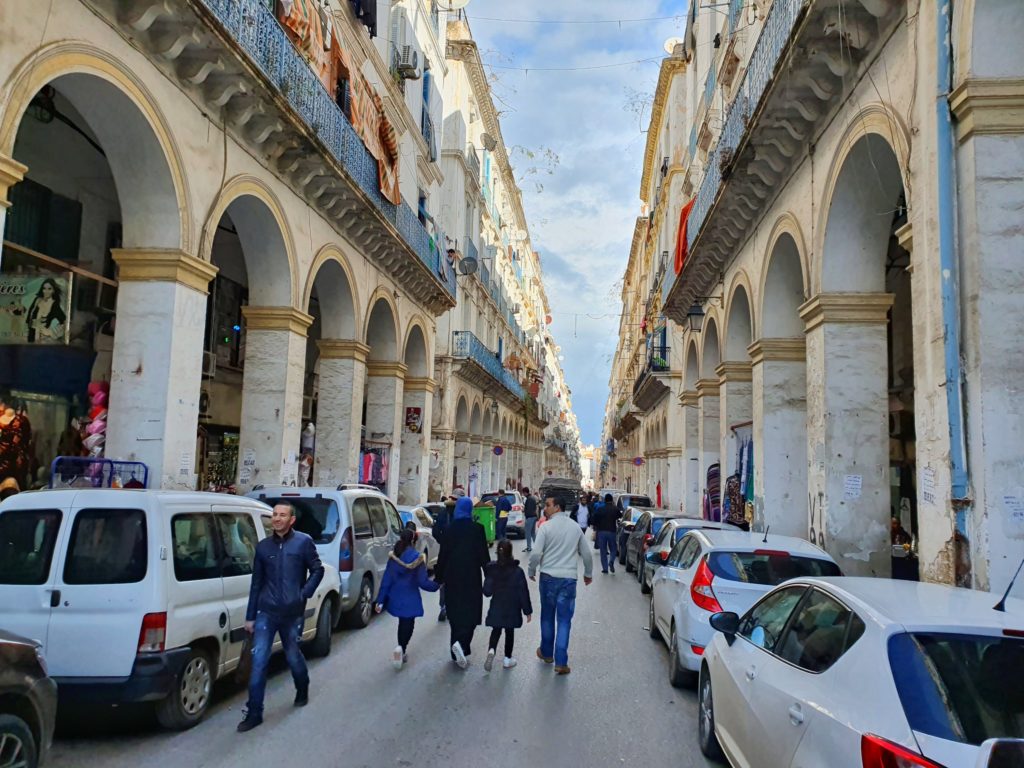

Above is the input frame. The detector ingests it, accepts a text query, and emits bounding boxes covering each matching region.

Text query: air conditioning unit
[202,350,216,379]
[399,46,421,79]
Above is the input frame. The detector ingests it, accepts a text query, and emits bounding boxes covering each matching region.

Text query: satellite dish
[458,256,479,275]
[481,133,497,152]
[435,0,471,8]
[664,37,685,56]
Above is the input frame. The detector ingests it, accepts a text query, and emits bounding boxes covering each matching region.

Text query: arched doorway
[363,297,403,497]
[681,339,702,514]
[720,284,754,528]
[398,323,431,504]
[699,317,722,520]
[453,395,470,493]
[469,401,483,497]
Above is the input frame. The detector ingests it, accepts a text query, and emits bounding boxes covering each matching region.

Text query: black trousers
[450,623,476,657]
[398,617,415,650]
[488,627,515,657]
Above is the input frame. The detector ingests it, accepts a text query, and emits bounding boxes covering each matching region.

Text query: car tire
[640,566,651,595]
[0,713,38,768]
[625,553,635,573]
[648,599,660,640]
[344,576,374,629]
[698,666,725,760]
[618,544,626,566]
[306,599,334,658]
[668,624,697,689]
[156,647,213,730]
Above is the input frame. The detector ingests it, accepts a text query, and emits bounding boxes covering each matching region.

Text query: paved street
[51,538,720,768]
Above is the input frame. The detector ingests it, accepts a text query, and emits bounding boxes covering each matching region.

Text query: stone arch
[455,395,470,433]
[724,276,755,361]
[956,0,1024,79]
[364,292,400,362]
[700,313,722,375]
[684,337,701,390]
[0,42,190,250]
[202,176,297,307]
[304,245,359,339]
[403,322,430,378]
[760,220,810,338]
[402,316,432,370]
[470,401,483,435]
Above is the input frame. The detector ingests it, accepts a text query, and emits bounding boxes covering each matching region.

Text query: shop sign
[405,407,422,433]
[0,274,72,344]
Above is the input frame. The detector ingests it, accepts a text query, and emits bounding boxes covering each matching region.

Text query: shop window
[4,177,82,264]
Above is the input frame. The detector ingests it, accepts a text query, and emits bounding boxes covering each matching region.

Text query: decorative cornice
[664,447,684,457]
[317,340,371,362]
[366,361,409,379]
[950,77,1024,142]
[242,305,313,334]
[404,376,437,393]
[432,429,455,440]
[895,221,913,254]
[748,338,806,365]
[640,55,688,201]
[113,249,218,294]
[679,390,700,408]
[799,293,894,333]
[696,378,720,398]
[0,153,27,207]
[716,362,753,383]
[455,431,472,442]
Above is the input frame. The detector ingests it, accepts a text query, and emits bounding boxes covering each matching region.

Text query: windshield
[707,551,841,585]
[889,632,1024,746]
[652,518,670,535]
[265,497,339,544]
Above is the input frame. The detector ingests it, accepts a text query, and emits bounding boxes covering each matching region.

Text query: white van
[0,489,341,729]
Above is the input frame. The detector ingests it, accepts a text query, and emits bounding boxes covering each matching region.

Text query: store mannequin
[0,392,32,488]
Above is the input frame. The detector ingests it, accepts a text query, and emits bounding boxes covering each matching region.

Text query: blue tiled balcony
[452,331,525,400]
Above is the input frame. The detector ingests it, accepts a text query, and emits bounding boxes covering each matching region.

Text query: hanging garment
[725,474,745,527]
[706,463,722,522]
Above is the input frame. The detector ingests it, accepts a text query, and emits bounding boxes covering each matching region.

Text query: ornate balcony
[452,331,525,405]
[633,345,672,412]
[85,0,457,313]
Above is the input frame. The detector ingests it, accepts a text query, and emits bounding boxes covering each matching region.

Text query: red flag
[673,198,696,275]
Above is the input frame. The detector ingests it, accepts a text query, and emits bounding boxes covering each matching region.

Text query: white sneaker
[502,657,517,669]
[484,649,495,672]
[452,642,468,669]
[392,646,404,670]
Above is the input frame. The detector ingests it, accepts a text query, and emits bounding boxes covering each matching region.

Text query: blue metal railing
[728,0,744,33]
[452,331,525,399]
[465,237,479,266]
[479,257,490,289]
[197,0,456,300]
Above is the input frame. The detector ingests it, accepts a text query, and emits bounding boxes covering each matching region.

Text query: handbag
[234,634,253,685]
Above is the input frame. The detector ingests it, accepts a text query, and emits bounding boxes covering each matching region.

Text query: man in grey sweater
[528,494,594,674]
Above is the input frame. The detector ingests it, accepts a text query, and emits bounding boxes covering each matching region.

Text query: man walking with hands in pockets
[528,494,593,675]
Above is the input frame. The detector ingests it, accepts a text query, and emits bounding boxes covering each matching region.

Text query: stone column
[397,376,435,504]
[717,362,753,479]
[0,154,27,269]
[365,361,407,499]
[697,378,721,512]
[314,340,369,487]
[680,390,702,515]
[106,249,217,489]
[801,293,893,577]
[480,440,493,494]
[664,448,684,512]
[429,428,455,499]
[454,431,471,492]
[236,306,312,492]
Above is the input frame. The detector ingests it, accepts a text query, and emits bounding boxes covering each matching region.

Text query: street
[50,539,720,768]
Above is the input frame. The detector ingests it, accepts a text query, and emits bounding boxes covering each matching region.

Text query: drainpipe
[935,1,972,584]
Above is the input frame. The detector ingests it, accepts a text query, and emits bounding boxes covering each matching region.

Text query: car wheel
[648,599,659,640]
[0,713,38,768]
[344,576,374,629]
[306,599,334,658]
[668,624,697,689]
[698,666,725,760]
[156,647,212,730]
[640,566,651,595]
[618,544,626,566]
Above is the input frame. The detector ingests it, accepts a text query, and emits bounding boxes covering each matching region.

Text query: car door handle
[745,665,757,681]
[788,704,804,725]
[219,612,227,628]
[49,590,61,608]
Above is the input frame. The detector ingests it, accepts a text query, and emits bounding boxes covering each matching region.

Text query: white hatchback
[697,577,1024,768]
[648,530,840,687]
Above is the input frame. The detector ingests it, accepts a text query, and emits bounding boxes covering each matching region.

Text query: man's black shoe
[294,687,309,707]
[237,710,263,732]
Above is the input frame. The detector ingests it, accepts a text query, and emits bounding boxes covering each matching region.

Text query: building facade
[605,0,1024,593]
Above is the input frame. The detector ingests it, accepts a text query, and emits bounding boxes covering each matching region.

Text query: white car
[0,489,340,730]
[648,530,840,687]
[697,577,1024,768]
[398,505,440,569]
[480,491,526,537]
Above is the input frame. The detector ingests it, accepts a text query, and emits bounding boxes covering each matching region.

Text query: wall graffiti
[808,491,825,549]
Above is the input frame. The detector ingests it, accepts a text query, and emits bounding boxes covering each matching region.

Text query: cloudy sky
[463,0,686,447]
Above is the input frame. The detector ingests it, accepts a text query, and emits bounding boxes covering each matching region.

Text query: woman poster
[26,278,66,343]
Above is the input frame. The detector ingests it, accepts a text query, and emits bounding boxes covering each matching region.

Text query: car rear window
[652,518,670,535]
[625,496,653,509]
[0,510,62,585]
[64,508,147,584]
[889,632,1024,746]
[264,497,340,544]
[708,551,841,585]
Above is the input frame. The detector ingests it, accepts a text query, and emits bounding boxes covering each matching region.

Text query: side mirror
[977,738,1024,768]
[709,611,740,646]
[645,551,661,565]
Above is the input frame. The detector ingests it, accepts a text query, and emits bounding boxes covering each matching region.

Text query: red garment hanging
[673,198,696,275]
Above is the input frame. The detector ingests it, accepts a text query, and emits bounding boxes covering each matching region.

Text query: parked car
[616,505,651,565]
[648,529,840,688]
[0,629,57,768]
[639,518,738,594]
[0,489,340,730]
[479,491,525,537]
[697,577,1024,768]
[624,510,695,577]
[397,506,440,569]
[250,484,405,628]
[539,478,582,516]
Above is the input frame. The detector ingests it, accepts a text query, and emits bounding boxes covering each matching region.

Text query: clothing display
[0,405,32,488]
[358,445,389,491]
[704,462,721,522]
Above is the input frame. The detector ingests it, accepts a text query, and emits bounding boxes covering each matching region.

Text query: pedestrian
[494,488,512,541]
[577,494,590,534]
[522,487,538,552]
[432,496,456,622]
[528,494,593,675]
[434,496,490,668]
[238,503,325,732]
[375,528,440,670]
[592,493,622,574]
[482,539,533,671]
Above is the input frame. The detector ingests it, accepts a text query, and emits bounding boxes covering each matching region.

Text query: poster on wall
[0,274,72,344]
[405,407,422,433]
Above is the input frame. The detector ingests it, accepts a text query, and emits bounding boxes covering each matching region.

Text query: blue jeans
[246,613,308,715]
[598,531,617,572]
[496,516,508,541]
[524,517,537,550]
[539,574,577,667]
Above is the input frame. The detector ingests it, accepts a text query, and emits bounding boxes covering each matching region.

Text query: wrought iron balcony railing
[452,331,525,399]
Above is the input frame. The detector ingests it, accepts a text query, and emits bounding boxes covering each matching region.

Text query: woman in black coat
[434,497,489,667]
[482,539,533,670]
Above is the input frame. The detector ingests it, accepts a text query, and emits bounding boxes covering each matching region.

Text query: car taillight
[339,526,354,572]
[137,612,167,653]
[690,557,723,613]
[659,550,669,562]
[643,534,655,547]
[691,645,705,656]
[861,734,943,767]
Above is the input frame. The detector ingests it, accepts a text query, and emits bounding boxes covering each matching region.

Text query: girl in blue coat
[375,529,440,669]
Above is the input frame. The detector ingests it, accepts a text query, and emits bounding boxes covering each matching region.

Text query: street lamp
[686,303,705,333]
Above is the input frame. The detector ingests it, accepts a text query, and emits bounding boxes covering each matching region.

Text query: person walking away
[482,539,533,671]
[494,489,512,541]
[434,496,490,668]
[577,494,590,535]
[375,528,440,669]
[522,487,538,552]
[528,495,593,675]
[432,496,456,621]
[593,493,622,574]
[238,503,325,732]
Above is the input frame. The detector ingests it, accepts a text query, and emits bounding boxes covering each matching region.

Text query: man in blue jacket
[238,503,324,732]
[495,489,513,541]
